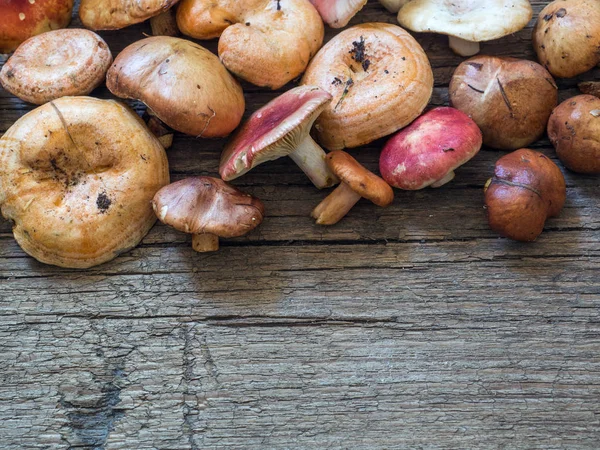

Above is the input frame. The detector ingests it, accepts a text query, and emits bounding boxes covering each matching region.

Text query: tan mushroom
[0,29,112,105]
[309,0,367,28]
[79,0,179,30]
[0,97,170,268]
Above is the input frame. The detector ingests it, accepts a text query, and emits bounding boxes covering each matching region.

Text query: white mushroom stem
[150,9,179,36]
[192,233,219,252]
[289,137,339,189]
[311,182,361,225]
[448,36,480,57]
[431,171,455,188]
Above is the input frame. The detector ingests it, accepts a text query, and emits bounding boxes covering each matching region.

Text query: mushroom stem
[311,182,361,225]
[448,36,480,57]
[430,171,455,188]
[192,233,219,252]
[150,9,179,36]
[289,137,339,189]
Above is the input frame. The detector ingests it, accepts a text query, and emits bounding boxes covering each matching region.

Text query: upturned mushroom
[0,96,170,268]
[484,149,566,242]
[380,107,482,190]
[533,0,600,79]
[79,0,179,30]
[309,0,367,28]
[0,0,73,53]
[450,56,558,151]
[312,151,393,225]
[0,29,112,105]
[397,0,533,57]
[176,0,324,89]
[106,36,245,138]
[301,22,433,150]
[220,85,338,189]
[547,95,600,174]
[152,177,265,252]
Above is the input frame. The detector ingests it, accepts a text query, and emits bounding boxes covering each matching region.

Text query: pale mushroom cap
[0,29,112,105]
[0,96,170,268]
[398,0,533,42]
[309,0,367,28]
[79,0,179,30]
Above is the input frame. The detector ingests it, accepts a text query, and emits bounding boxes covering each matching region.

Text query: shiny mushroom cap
[79,0,179,30]
[152,177,265,238]
[0,29,112,104]
[309,0,367,28]
[106,36,245,138]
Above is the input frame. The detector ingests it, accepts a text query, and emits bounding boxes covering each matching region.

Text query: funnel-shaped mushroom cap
[79,0,179,30]
[106,36,245,138]
[220,86,332,181]
[398,0,532,42]
[309,0,367,28]
[152,177,265,238]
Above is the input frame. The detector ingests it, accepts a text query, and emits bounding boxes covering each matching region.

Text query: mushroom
[312,151,393,225]
[0,96,170,268]
[0,29,112,105]
[79,0,179,30]
[150,9,179,36]
[379,107,482,190]
[547,95,600,175]
[176,0,324,89]
[484,149,566,242]
[533,0,600,79]
[578,81,600,98]
[378,0,409,13]
[220,86,338,189]
[0,0,73,54]
[152,177,265,252]
[106,36,245,138]
[308,0,367,28]
[301,23,433,150]
[397,0,533,57]
[449,56,558,151]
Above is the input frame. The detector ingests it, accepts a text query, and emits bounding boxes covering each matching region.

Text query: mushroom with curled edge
[79,0,179,30]
[379,107,482,190]
[309,0,367,28]
[152,177,265,253]
[484,149,566,242]
[0,29,112,105]
[312,151,393,225]
[220,86,339,190]
[397,0,532,57]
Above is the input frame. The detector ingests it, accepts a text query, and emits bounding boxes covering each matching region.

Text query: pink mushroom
[380,107,482,190]
[309,0,367,28]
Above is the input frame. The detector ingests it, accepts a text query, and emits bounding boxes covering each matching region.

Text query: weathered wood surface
[1,1,599,448]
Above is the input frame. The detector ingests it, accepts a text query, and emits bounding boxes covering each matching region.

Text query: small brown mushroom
[79,0,179,30]
[547,95,600,174]
[578,81,600,98]
[150,9,179,36]
[312,151,394,225]
[484,149,566,242]
[152,177,265,252]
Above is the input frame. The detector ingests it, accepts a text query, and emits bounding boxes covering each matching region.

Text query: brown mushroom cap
[533,0,600,79]
[327,151,393,207]
[547,95,600,174]
[176,0,324,89]
[106,36,245,138]
[301,22,433,150]
[0,29,112,105]
[0,0,74,53]
[79,0,179,30]
[152,177,265,238]
[450,56,558,151]
[0,96,170,268]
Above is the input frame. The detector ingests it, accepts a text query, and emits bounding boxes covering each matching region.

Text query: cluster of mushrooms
[0,0,598,268]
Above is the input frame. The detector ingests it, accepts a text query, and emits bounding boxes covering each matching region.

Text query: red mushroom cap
[379,107,482,190]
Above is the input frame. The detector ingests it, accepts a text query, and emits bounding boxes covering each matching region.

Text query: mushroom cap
[327,150,393,207]
[547,95,600,174]
[380,107,482,190]
[533,0,600,79]
[106,36,245,138]
[301,22,433,150]
[379,0,409,13]
[219,85,332,181]
[398,0,532,43]
[309,0,367,28]
[0,0,74,53]
[485,149,566,242]
[0,29,112,105]
[152,177,265,238]
[79,0,179,30]
[449,56,558,151]
[176,0,324,89]
[0,96,170,268]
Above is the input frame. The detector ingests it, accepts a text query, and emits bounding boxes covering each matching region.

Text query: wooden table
[1,1,599,448]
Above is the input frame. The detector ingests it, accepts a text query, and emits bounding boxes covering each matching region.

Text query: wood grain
[1,1,599,448]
